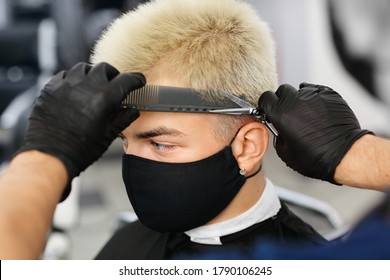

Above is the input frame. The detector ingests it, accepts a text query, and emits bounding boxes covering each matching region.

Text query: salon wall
[250,0,390,136]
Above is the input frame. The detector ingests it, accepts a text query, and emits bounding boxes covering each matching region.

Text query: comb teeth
[122,85,160,106]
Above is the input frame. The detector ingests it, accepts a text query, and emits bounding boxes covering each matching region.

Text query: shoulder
[94,220,170,259]
[277,202,329,245]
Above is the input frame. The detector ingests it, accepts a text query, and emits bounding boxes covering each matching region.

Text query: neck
[207,170,266,225]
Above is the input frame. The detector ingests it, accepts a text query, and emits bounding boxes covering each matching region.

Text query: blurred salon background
[0,0,389,259]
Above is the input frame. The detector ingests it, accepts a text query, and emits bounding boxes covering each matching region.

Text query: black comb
[121,85,279,137]
[121,85,242,113]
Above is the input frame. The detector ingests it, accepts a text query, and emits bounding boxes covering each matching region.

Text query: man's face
[121,111,228,163]
[120,75,232,162]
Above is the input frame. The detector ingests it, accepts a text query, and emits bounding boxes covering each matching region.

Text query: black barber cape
[95,203,329,259]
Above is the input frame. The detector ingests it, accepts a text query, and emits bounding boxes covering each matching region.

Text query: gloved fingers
[297,83,327,100]
[259,90,278,108]
[299,82,316,89]
[273,84,298,100]
[65,62,92,86]
[88,62,120,84]
[299,82,334,92]
[105,72,146,107]
[40,70,67,95]
[50,69,67,83]
[108,108,140,138]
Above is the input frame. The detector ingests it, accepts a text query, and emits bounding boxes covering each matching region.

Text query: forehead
[124,77,228,141]
[127,111,219,139]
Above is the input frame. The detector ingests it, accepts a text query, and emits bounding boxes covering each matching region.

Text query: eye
[151,141,174,151]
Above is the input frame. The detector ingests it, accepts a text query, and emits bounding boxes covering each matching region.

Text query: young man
[91,0,327,259]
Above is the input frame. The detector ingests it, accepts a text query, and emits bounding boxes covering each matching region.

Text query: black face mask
[122,145,246,232]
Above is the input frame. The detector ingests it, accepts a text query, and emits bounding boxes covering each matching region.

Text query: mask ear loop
[228,126,243,145]
[245,165,262,179]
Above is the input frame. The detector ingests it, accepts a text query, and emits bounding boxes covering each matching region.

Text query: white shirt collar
[185,178,281,245]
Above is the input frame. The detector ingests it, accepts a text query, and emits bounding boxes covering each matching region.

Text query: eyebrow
[134,126,187,139]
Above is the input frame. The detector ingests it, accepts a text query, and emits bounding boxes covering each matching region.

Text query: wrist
[0,150,68,258]
[11,150,68,190]
[334,134,389,190]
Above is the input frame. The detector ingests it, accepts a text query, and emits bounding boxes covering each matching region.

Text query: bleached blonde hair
[90,0,278,107]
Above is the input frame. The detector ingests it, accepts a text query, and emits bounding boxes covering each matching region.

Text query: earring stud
[239,169,246,176]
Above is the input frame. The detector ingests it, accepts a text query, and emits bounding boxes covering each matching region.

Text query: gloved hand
[258,83,373,184]
[17,62,145,196]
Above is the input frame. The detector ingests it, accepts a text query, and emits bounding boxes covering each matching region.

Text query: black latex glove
[17,62,145,197]
[258,83,373,184]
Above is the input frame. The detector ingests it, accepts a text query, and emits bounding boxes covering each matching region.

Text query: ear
[231,121,269,175]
